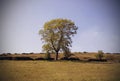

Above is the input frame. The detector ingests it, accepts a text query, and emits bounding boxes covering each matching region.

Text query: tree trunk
[55,52,58,60]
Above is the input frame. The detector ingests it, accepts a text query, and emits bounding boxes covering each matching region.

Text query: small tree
[45,51,51,60]
[42,44,52,60]
[62,46,71,59]
[95,50,104,60]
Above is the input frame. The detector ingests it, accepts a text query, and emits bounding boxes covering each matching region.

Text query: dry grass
[0,61,120,81]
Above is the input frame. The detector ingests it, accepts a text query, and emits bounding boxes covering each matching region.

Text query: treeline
[0,51,120,62]
[0,52,45,56]
[0,56,107,62]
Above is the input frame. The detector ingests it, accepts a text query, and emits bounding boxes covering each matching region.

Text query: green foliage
[42,44,52,53]
[63,47,71,58]
[44,51,51,60]
[39,18,78,60]
[42,44,52,60]
[95,50,104,60]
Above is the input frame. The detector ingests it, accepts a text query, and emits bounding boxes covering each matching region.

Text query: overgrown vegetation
[95,50,104,60]
[44,51,51,60]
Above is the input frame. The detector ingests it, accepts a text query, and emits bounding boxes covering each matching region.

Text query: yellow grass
[0,61,120,81]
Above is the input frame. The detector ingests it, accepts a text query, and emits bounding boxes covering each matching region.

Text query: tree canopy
[39,18,78,60]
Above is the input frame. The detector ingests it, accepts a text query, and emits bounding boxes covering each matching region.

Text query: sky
[0,0,120,53]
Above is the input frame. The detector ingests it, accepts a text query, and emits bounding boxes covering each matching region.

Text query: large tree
[39,18,78,60]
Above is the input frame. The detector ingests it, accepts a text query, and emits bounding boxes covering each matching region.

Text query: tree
[39,18,78,60]
[95,50,104,60]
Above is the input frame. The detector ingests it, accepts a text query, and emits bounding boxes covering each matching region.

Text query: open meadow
[1,0,120,81]
[0,60,120,81]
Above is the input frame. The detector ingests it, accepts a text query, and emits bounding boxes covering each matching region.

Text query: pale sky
[0,0,120,53]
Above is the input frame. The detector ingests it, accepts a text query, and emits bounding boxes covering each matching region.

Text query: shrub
[35,57,45,60]
[63,52,72,59]
[95,50,104,60]
[22,53,26,54]
[0,53,7,56]
[13,57,33,60]
[60,56,80,61]
[68,57,80,61]
[0,57,13,60]
[44,51,51,60]
[106,52,111,54]
[7,53,11,55]
[30,52,34,54]
[83,51,87,53]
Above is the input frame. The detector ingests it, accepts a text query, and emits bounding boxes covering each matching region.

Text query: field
[0,60,120,81]
[0,53,120,81]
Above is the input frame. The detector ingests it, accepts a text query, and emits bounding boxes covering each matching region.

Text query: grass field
[0,61,120,81]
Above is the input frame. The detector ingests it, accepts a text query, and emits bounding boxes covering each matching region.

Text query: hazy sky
[0,0,120,53]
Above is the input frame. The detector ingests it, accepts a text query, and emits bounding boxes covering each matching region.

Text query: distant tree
[95,50,104,60]
[39,18,78,60]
